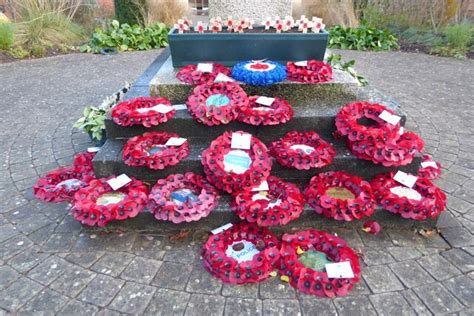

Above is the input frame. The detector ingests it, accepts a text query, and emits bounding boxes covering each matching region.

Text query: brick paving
[0,50,473,315]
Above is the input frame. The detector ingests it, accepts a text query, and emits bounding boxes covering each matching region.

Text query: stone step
[105,85,407,141]
[149,56,360,105]
[87,193,436,231]
[92,137,421,184]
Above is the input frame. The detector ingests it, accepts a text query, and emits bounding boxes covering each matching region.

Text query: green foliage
[329,21,399,51]
[327,54,368,87]
[0,23,15,50]
[80,20,169,53]
[73,106,107,142]
[114,0,145,25]
[443,23,473,50]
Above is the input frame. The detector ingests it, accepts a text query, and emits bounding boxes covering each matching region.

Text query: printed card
[379,110,401,125]
[251,181,270,192]
[421,161,438,169]
[87,147,101,153]
[393,171,418,188]
[197,63,213,73]
[325,261,355,279]
[295,60,308,67]
[214,73,235,83]
[256,96,275,106]
[165,137,187,146]
[231,133,251,150]
[211,223,233,235]
[107,174,132,191]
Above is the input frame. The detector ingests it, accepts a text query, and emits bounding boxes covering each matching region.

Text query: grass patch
[0,23,15,50]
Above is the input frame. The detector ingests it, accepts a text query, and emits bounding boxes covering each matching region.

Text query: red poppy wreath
[304,171,376,221]
[72,176,148,227]
[269,131,336,170]
[202,222,280,284]
[279,230,361,298]
[201,131,272,193]
[237,95,294,126]
[335,102,401,142]
[176,63,231,85]
[112,97,175,127]
[370,172,446,220]
[186,82,249,126]
[122,132,189,170]
[148,172,220,223]
[418,154,442,180]
[286,60,333,83]
[33,151,96,203]
[348,131,424,167]
[230,176,305,226]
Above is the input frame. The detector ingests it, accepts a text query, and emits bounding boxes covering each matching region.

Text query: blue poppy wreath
[231,60,287,86]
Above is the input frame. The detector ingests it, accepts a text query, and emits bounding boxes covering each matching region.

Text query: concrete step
[149,56,360,106]
[84,193,436,232]
[92,136,421,184]
[105,85,407,141]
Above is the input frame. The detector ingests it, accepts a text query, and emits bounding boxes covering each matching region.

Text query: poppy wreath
[34,166,95,203]
[237,95,294,126]
[201,131,272,193]
[286,60,333,83]
[269,131,336,170]
[33,151,97,202]
[72,176,148,227]
[418,154,442,180]
[176,63,231,85]
[202,222,280,284]
[370,172,446,220]
[122,132,189,170]
[335,102,401,142]
[186,82,249,126]
[111,97,175,128]
[279,230,361,298]
[73,151,96,174]
[231,60,287,86]
[304,171,376,221]
[230,176,305,226]
[348,131,424,167]
[148,172,220,223]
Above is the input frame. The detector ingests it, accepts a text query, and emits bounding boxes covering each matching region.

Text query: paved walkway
[0,50,472,315]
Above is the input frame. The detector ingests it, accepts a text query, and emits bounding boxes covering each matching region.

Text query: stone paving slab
[0,49,472,314]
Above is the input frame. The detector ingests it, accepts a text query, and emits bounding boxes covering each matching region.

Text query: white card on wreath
[197,63,213,73]
[256,96,275,106]
[393,171,418,188]
[325,261,355,279]
[214,73,235,83]
[295,60,308,67]
[379,110,401,125]
[165,137,187,146]
[172,104,187,110]
[421,161,438,169]
[107,174,132,191]
[211,223,233,235]
[135,104,173,114]
[231,133,251,150]
[251,181,270,192]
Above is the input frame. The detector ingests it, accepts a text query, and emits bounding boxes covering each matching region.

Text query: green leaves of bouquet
[73,106,106,141]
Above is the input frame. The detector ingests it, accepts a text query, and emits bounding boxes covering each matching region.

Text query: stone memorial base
[93,49,432,228]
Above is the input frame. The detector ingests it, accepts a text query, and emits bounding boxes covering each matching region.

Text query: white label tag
[231,133,251,150]
[172,104,187,110]
[393,171,418,189]
[87,147,101,153]
[421,161,438,169]
[214,73,235,83]
[107,174,132,191]
[211,223,233,235]
[251,180,269,192]
[325,261,355,279]
[197,63,213,73]
[255,96,275,106]
[135,104,173,114]
[290,144,315,154]
[165,137,187,146]
[390,186,422,201]
[295,60,308,67]
[398,127,404,135]
[379,110,401,125]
